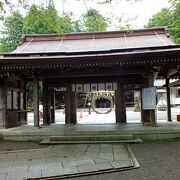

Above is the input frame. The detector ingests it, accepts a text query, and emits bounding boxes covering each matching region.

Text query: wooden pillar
[71,92,77,124]
[0,78,7,128]
[33,76,39,127]
[47,90,51,125]
[50,90,55,123]
[65,84,77,125]
[141,77,149,124]
[42,79,48,125]
[141,74,156,126]
[148,74,156,126]
[166,78,172,122]
[115,80,126,124]
[65,86,71,125]
[24,82,27,123]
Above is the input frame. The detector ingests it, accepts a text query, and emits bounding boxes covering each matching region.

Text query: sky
[53,0,170,29]
[0,0,170,30]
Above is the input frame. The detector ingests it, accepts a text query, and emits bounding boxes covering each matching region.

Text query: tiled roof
[13,27,175,54]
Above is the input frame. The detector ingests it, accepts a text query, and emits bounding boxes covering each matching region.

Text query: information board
[142,87,156,110]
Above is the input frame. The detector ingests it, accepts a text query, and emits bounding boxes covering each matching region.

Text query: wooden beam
[167,69,178,78]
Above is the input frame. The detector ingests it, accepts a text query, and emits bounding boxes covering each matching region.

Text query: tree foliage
[81,8,107,32]
[0,11,24,52]
[147,8,172,28]
[0,1,75,52]
[146,0,180,43]
[23,2,73,34]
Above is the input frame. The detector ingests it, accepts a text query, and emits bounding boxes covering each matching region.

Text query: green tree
[146,8,172,28]
[82,8,107,32]
[146,0,180,43]
[23,2,73,34]
[0,11,24,52]
[0,1,76,52]
[170,0,180,43]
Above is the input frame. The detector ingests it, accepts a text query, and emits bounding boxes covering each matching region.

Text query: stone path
[0,144,137,180]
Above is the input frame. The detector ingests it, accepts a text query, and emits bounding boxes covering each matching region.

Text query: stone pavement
[0,144,138,180]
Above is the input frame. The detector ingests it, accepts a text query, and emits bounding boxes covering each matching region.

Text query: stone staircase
[40,134,143,144]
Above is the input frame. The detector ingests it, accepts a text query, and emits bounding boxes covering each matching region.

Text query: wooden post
[33,76,39,127]
[71,92,77,124]
[65,84,77,125]
[50,90,55,123]
[1,78,7,128]
[141,77,149,124]
[115,80,126,124]
[24,82,27,123]
[166,78,172,122]
[141,74,156,126]
[42,79,48,125]
[148,73,156,126]
[65,87,71,124]
[47,89,51,125]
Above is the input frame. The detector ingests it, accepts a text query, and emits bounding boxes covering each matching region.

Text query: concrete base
[0,123,180,142]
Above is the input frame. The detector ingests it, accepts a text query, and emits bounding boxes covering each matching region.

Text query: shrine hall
[0,27,180,128]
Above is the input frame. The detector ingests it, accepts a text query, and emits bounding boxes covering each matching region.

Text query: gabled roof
[12,27,175,54]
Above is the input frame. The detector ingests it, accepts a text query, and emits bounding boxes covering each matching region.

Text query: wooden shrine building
[0,27,180,128]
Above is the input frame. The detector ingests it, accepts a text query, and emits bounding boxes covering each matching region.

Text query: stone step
[49,135,134,141]
[40,138,143,145]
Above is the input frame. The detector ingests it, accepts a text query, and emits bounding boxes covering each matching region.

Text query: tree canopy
[22,4,73,34]
[0,1,75,52]
[81,8,108,32]
[146,0,180,43]
[0,11,24,52]
[0,2,109,52]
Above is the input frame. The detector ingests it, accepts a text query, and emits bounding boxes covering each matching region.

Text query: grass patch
[142,137,180,143]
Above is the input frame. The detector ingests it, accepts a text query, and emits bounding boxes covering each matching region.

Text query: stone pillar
[166,78,172,122]
[115,80,126,124]
[33,76,39,127]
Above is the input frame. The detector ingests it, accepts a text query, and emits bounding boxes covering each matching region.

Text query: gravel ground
[0,140,48,151]
[69,141,180,180]
[0,141,180,180]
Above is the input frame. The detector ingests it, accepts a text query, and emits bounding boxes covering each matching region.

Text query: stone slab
[0,144,138,179]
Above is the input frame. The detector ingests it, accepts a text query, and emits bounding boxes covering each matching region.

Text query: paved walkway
[0,144,137,180]
[27,107,180,125]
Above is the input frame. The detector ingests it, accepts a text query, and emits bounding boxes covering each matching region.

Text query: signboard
[142,87,156,110]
